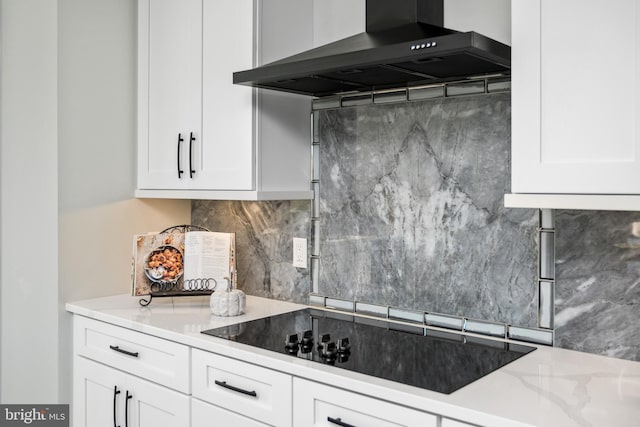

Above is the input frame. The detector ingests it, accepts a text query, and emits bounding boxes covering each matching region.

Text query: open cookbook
[132,227,236,296]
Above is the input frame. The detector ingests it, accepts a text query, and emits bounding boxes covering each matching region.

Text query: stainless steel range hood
[233,0,510,97]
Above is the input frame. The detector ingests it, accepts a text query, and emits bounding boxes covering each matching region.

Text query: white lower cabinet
[73,315,190,393]
[192,397,268,427]
[74,356,190,427]
[72,316,191,427]
[441,418,478,427]
[293,378,438,427]
[191,349,292,427]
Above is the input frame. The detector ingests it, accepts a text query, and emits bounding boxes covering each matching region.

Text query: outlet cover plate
[293,237,307,268]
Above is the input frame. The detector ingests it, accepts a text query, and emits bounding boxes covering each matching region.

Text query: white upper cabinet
[512,0,640,195]
[200,0,254,191]
[137,0,313,200]
[138,0,203,191]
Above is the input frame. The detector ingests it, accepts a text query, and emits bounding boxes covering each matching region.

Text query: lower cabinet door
[192,397,269,427]
[293,378,437,427]
[74,356,125,427]
[125,368,190,427]
[74,356,190,427]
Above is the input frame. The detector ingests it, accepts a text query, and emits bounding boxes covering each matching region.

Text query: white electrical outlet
[293,237,307,268]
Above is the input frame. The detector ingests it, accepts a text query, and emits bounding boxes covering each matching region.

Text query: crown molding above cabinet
[510,0,640,210]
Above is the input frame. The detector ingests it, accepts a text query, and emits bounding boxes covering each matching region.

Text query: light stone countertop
[66,294,640,427]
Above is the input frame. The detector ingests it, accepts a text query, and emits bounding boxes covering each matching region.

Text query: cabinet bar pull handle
[214,380,257,397]
[189,132,196,178]
[113,386,121,427]
[109,345,139,358]
[328,417,356,427]
[125,390,133,427]
[177,133,184,178]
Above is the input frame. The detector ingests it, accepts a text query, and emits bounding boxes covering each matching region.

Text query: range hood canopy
[233,0,510,97]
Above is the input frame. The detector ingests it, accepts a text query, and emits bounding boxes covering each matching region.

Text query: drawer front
[293,378,437,427]
[442,418,479,427]
[192,397,269,427]
[192,349,292,427]
[73,315,190,393]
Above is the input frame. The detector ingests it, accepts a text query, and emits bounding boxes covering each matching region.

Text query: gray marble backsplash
[555,211,640,361]
[192,200,310,304]
[316,93,539,327]
[191,91,640,362]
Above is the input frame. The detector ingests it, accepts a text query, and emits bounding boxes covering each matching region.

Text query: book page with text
[183,231,234,288]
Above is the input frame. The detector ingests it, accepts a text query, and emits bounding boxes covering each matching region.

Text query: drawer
[73,315,190,393]
[192,349,292,427]
[192,397,269,427]
[293,378,437,427]
[442,418,479,427]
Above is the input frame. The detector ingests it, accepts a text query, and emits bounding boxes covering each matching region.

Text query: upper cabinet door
[200,0,254,191]
[138,0,255,192]
[512,0,640,194]
[138,0,202,189]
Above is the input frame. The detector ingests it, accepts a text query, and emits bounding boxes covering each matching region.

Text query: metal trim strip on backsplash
[311,76,511,111]
[389,307,424,324]
[309,293,554,346]
[309,111,320,295]
[538,209,556,331]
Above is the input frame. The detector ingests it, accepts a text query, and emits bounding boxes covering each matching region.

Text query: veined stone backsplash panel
[192,200,310,304]
[191,93,640,361]
[555,211,640,361]
[192,93,538,327]
[316,93,539,327]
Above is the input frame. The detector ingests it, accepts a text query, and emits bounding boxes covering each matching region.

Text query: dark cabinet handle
[109,345,139,358]
[125,391,133,427]
[214,380,257,397]
[113,386,121,427]
[189,132,196,178]
[177,133,184,178]
[328,417,356,427]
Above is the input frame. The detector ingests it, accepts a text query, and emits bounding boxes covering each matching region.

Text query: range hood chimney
[233,0,510,97]
[365,0,444,32]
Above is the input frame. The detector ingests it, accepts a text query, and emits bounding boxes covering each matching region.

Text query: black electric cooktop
[202,308,534,394]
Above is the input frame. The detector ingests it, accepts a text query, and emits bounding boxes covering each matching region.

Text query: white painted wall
[0,0,60,403]
[312,0,366,47]
[0,0,191,405]
[444,0,511,45]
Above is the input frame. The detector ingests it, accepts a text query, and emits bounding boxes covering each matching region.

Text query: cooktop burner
[201,308,534,394]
